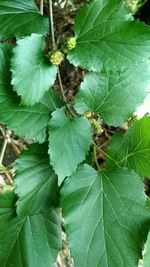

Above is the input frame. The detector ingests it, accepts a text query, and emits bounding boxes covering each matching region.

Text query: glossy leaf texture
[0,0,49,38]
[143,230,150,267]
[61,164,150,267]
[68,0,150,71]
[75,62,150,126]
[106,117,150,179]
[48,108,92,184]
[11,34,57,106]
[0,43,62,143]
[15,143,58,216]
[0,192,61,267]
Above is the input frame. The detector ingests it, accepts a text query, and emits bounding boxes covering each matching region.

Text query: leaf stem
[93,141,120,168]
[93,144,101,171]
[117,152,133,165]
[57,68,67,103]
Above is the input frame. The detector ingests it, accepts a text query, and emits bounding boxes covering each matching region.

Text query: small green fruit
[61,37,76,54]
[84,111,92,119]
[66,37,76,50]
[49,50,65,65]
[90,118,103,134]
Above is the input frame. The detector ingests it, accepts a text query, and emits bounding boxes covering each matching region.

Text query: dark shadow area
[135,0,150,24]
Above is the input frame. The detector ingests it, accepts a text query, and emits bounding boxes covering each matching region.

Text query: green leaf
[0,192,61,267]
[106,133,127,170]
[75,62,150,126]
[61,164,150,267]
[0,0,49,38]
[106,117,150,179]
[48,108,92,184]
[15,143,58,216]
[0,43,62,143]
[68,0,150,71]
[143,230,150,267]
[11,34,57,106]
[124,117,150,178]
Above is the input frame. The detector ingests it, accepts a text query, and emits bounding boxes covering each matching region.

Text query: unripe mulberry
[84,111,92,118]
[66,37,76,50]
[90,119,103,134]
[61,37,76,54]
[49,50,65,65]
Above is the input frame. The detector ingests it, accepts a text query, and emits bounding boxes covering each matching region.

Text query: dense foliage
[0,0,150,266]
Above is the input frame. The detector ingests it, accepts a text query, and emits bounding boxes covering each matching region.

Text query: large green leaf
[61,164,150,267]
[48,108,92,184]
[68,0,150,71]
[15,143,58,216]
[0,0,49,38]
[11,34,57,106]
[106,117,150,179]
[0,43,62,143]
[143,230,150,267]
[75,62,150,126]
[0,192,61,267]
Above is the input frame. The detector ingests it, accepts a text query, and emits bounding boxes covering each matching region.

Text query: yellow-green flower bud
[84,111,92,118]
[62,37,77,53]
[90,118,103,134]
[49,50,65,65]
[66,37,76,50]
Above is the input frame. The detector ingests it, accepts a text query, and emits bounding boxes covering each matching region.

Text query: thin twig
[0,130,11,165]
[48,0,65,102]
[40,0,44,15]
[5,171,13,185]
[0,139,7,165]
[0,165,14,186]
[0,126,5,137]
[48,0,56,50]
[0,129,13,185]
[48,0,75,117]
[10,139,21,156]
[57,68,67,103]
[58,69,75,117]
